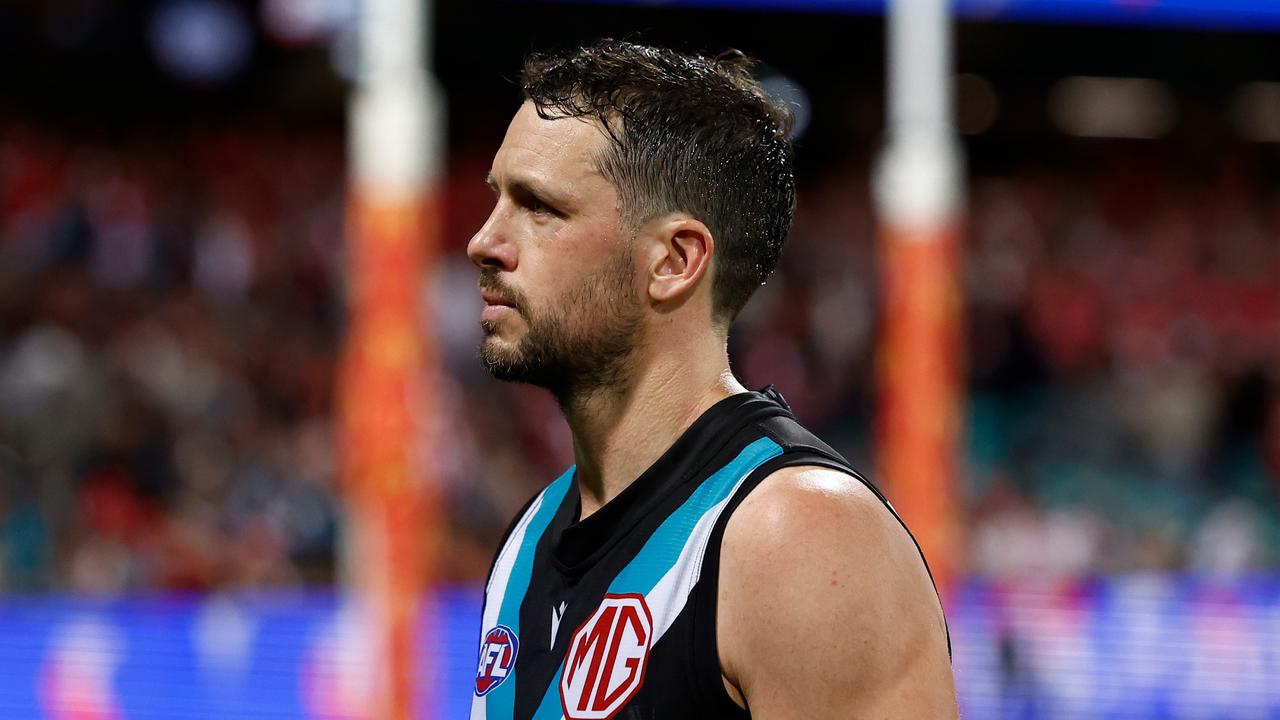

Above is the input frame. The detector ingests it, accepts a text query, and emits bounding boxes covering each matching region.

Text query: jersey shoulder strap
[757,413,951,656]
[687,411,952,712]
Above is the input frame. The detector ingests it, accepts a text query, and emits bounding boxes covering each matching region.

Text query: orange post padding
[338,194,441,720]
[876,223,964,601]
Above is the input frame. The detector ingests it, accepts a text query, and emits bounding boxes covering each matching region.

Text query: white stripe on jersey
[645,474,748,642]
[471,488,550,720]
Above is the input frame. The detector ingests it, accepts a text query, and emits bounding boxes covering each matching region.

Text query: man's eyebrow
[486,172,572,209]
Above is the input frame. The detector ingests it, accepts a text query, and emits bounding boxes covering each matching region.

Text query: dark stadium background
[1,0,1278,717]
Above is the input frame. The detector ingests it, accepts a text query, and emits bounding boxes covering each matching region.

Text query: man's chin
[479,338,529,381]
[479,340,568,393]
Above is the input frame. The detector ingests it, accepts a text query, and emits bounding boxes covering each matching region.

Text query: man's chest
[473,434,785,718]
[477,555,675,713]
[478,572,703,720]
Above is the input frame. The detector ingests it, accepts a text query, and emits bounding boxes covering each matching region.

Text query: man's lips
[479,287,521,324]
[480,289,515,308]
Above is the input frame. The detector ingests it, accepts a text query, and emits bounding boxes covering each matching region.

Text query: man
[468,40,956,719]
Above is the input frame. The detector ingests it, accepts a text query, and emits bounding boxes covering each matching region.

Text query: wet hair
[521,39,796,326]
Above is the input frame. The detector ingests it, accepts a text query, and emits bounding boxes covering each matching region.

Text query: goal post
[339,0,444,717]
[874,0,965,600]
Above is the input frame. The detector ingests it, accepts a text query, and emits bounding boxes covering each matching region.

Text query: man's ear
[645,216,714,304]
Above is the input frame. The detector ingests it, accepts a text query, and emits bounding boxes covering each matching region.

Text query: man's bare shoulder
[716,465,956,719]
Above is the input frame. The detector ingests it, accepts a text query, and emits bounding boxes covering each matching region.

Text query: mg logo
[559,594,653,720]
[474,625,519,696]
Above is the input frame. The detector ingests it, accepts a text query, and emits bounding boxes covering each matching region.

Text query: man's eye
[528,198,554,216]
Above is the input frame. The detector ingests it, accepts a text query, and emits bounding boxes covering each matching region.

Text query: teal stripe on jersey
[488,467,575,720]
[532,670,565,720]
[530,436,783,720]
[607,437,782,596]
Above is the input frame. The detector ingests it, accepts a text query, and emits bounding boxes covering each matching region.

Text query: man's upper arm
[717,466,957,719]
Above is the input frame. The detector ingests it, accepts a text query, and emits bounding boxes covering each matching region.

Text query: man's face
[468,102,644,398]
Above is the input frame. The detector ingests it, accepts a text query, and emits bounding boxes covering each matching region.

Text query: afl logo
[475,625,519,696]
[559,594,653,720]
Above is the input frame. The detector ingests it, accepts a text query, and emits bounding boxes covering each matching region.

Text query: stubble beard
[478,249,643,405]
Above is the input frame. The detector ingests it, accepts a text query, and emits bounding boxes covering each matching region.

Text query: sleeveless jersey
[471,387,944,720]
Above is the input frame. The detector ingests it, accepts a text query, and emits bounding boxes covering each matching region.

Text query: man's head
[468,40,795,400]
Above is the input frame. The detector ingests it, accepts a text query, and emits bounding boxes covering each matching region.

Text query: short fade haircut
[520,40,796,326]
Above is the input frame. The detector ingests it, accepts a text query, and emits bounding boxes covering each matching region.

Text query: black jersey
[471,387,942,720]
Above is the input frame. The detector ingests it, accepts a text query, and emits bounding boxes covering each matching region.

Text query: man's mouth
[478,283,523,326]
[480,289,515,308]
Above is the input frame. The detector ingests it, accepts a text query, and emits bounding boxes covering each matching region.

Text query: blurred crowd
[0,119,346,592]
[0,119,1277,595]
[961,147,1280,578]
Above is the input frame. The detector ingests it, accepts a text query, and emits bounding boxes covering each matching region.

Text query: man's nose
[467,209,517,271]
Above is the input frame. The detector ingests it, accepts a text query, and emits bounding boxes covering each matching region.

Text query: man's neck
[563,349,745,520]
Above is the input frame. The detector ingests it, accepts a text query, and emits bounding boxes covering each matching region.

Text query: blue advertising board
[0,577,1277,718]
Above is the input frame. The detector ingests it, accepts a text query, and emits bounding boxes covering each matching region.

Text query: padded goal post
[874,0,965,599]
[339,1,444,717]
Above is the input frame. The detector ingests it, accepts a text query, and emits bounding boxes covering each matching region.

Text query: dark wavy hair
[521,40,796,326]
